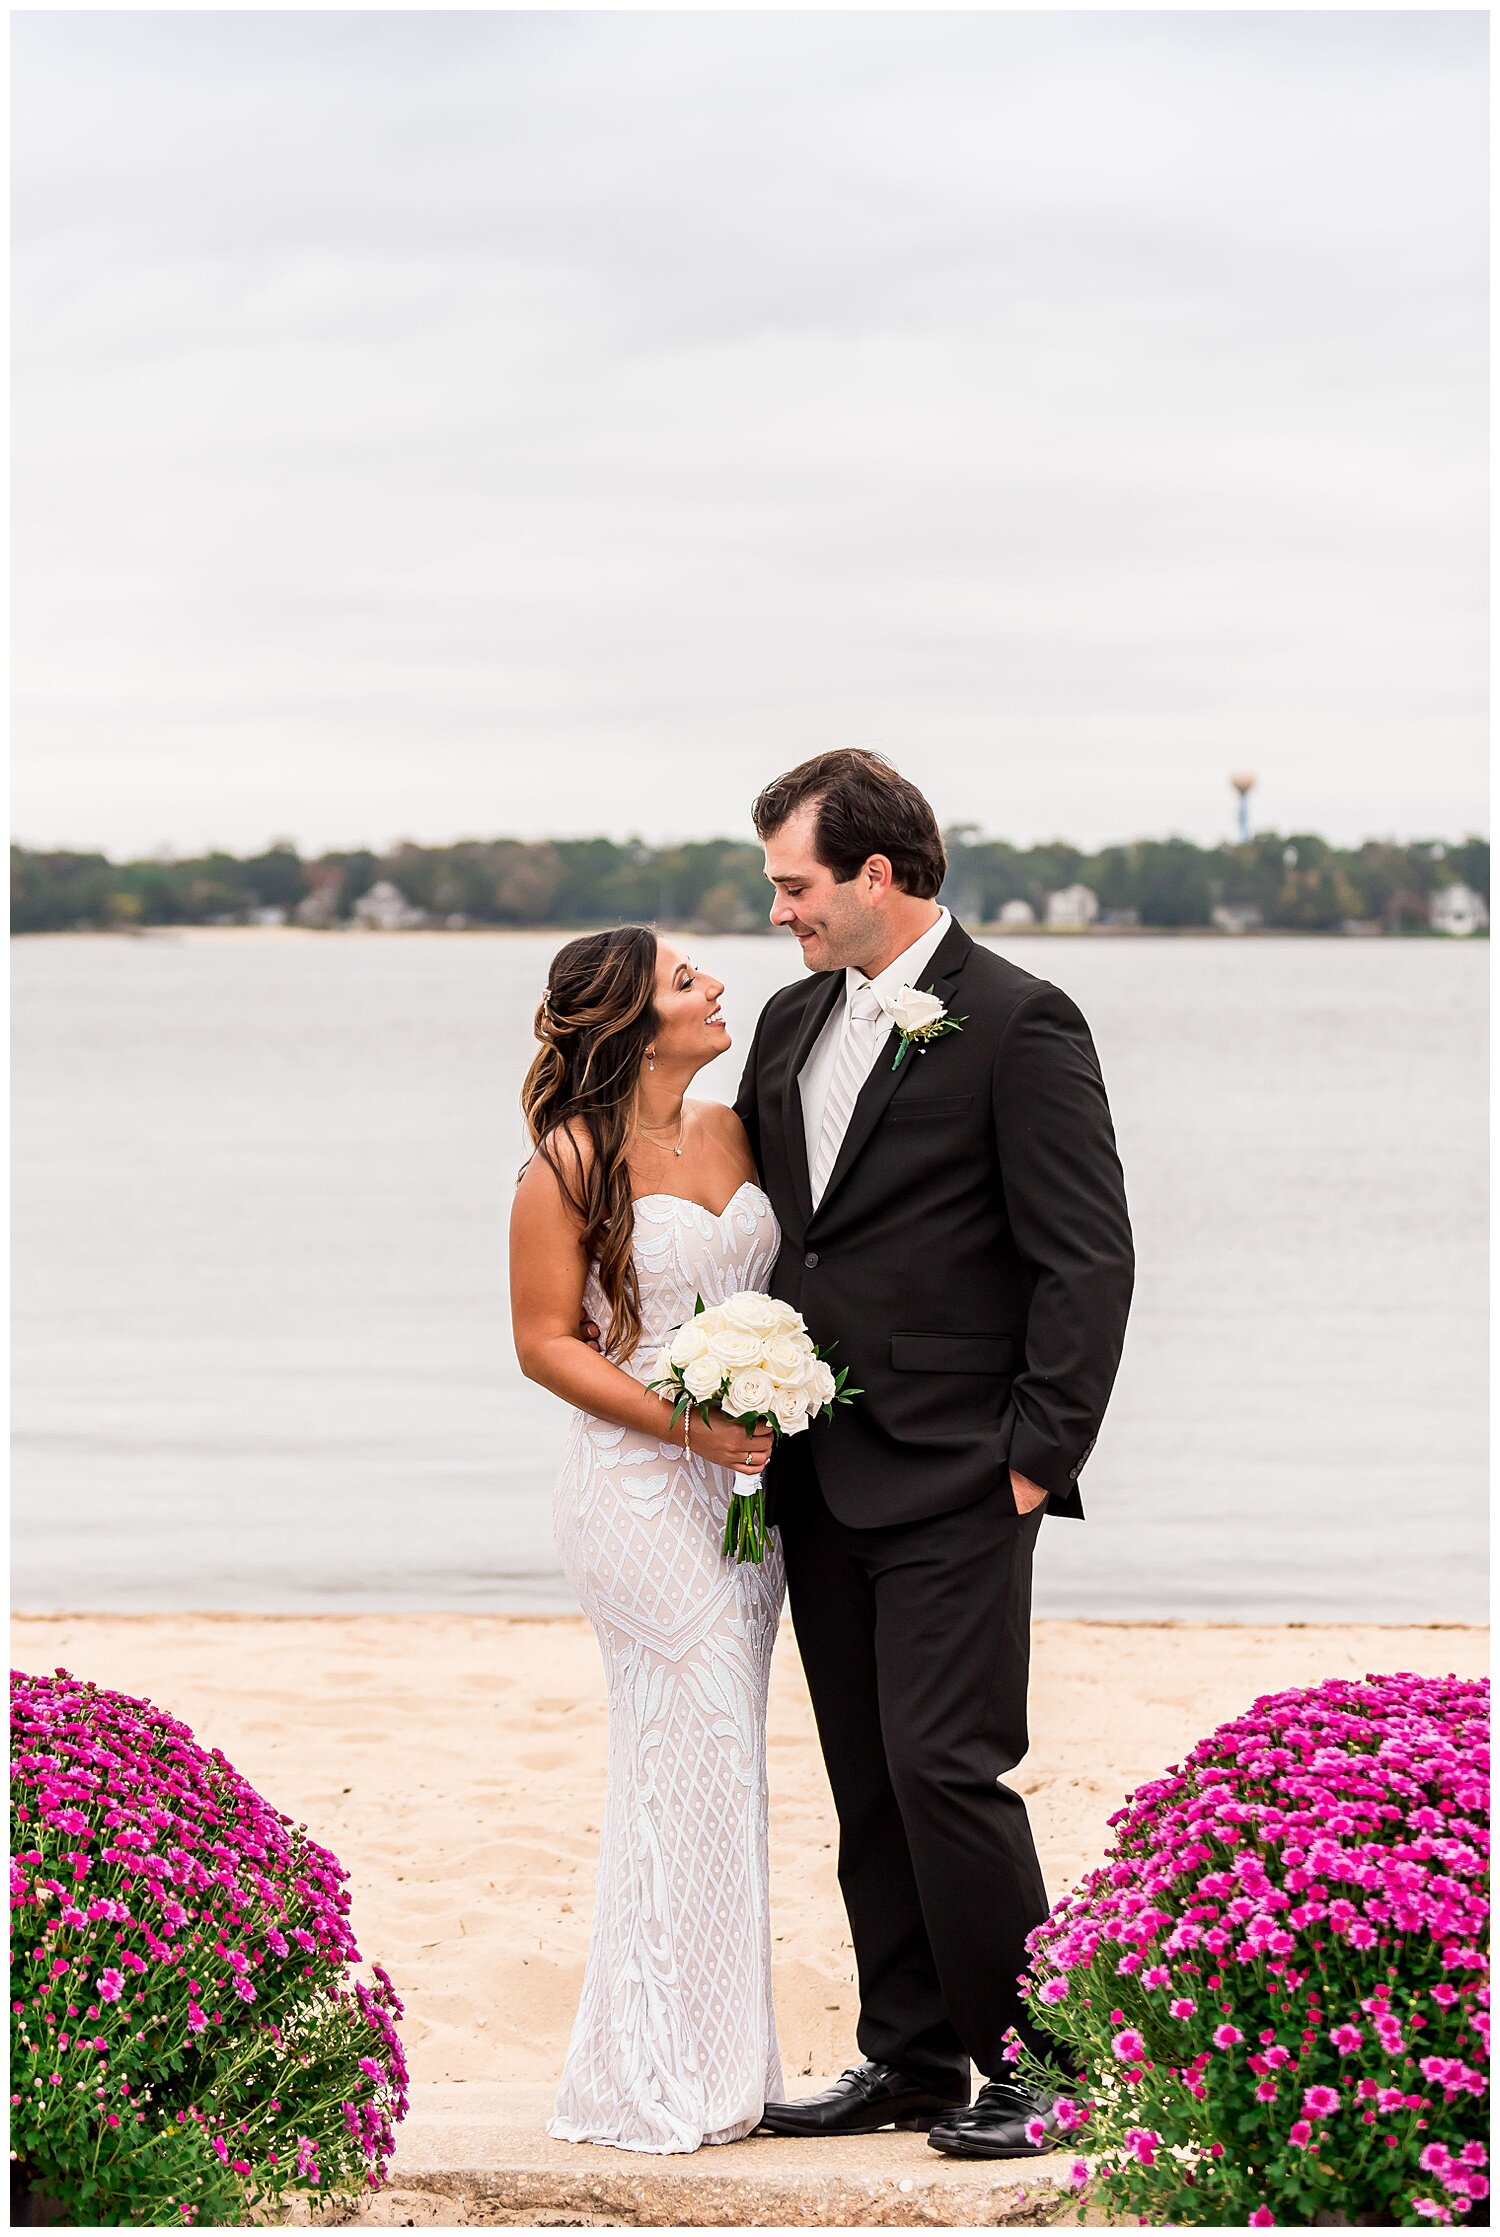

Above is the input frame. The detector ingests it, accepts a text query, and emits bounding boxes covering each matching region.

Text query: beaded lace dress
[549,1181,787,2153]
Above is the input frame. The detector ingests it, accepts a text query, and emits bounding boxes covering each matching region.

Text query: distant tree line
[942,829,1489,933]
[10,828,1490,935]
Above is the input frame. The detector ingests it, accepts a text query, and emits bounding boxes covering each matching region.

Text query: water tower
[1230,772,1256,845]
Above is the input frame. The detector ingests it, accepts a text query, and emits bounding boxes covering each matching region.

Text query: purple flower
[1015,1673,1487,2225]
[10,1665,411,2212]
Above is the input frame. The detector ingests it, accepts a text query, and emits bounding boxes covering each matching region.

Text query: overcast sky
[13,9,1487,860]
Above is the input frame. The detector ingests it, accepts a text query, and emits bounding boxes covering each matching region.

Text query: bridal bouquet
[648,1292,857,1562]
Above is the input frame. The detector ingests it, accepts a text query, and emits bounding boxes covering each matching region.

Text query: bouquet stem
[721,1481,767,1564]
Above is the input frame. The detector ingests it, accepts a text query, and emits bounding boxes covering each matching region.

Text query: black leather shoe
[927,2080,1072,2159]
[757,2061,970,2137]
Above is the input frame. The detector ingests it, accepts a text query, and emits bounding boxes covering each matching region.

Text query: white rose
[777,1407,809,1436]
[771,1384,810,1430]
[704,1324,762,1372]
[669,1320,711,1368]
[717,1290,782,1333]
[649,1345,677,1386]
[724,1368,777,1419]
[760,1332,807,1381]
[883,985,946,1035]
[806,1359,838,1407]
[681,1353,724,1403]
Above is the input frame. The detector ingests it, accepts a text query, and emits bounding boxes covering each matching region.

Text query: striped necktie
[810,981,887,1206]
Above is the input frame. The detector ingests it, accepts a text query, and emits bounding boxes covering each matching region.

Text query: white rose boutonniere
[881,983,966,1070]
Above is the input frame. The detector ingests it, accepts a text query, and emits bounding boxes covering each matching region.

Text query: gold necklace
[634,1111,685,1158]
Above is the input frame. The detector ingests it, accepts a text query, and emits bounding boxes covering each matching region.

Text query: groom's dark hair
[752,749,947,898]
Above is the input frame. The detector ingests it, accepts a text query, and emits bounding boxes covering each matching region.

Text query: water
[11,930,1487,1621]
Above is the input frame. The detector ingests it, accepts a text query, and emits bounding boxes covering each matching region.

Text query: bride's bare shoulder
[517,1117,594,1209]
[688,1099,754,1163]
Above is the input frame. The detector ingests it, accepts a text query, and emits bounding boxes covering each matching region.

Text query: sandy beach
[14,1610,1493,2111]
[11,1613,1486,2103]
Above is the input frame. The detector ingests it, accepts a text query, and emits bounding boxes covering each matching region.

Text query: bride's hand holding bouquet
[686,1404,775,1477]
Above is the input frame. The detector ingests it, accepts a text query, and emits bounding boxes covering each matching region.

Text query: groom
[734,750,1134,2158]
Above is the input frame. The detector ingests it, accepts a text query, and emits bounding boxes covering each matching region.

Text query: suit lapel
[811,917,975,1223]
[779,969,846,1227]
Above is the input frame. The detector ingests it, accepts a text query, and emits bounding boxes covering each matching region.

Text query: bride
[509,924,786,2154]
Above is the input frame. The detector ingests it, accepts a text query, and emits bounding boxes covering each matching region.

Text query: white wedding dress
[550,1180,787,2154]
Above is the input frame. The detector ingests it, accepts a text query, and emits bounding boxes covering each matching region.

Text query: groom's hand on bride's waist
[578,1316,602,1352]
[1009,1469,1049,1516]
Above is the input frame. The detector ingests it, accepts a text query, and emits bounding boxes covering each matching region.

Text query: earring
[647,1049,656,1072]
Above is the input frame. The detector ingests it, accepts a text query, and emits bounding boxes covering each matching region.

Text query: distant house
[1045,883,1099,930]
[295,866,345,928]
[997,898,1036,928]
[352,880,429,931]
[1211,903,1264,935]
[1430,884,1488,938]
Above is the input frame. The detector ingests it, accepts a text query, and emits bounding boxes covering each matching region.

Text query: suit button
[804,1250,819,1268]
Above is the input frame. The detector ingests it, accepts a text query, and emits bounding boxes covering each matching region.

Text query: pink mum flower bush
[10,1668,409,2225]
[1013,1674,1488,2227]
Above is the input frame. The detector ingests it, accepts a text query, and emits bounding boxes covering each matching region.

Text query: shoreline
[10,922,1486,943]
[13,1609,1488,1627]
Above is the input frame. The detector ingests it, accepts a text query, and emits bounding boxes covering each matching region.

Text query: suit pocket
[890,1332,1014,1374]
[887,1094,973,1123]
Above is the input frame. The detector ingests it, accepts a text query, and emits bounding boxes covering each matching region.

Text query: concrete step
[281,2084,1094,2227]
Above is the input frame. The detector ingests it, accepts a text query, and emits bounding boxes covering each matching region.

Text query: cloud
[12,10,1486,856]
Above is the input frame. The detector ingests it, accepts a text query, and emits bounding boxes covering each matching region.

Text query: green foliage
[10,829,1490,935]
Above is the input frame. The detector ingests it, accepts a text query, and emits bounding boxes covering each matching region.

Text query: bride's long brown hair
[520,925,659,1363]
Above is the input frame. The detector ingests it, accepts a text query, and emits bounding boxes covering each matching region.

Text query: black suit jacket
[734,918,1134,1529]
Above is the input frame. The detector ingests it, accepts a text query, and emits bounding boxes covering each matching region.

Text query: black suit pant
[775,1441,1056,2093]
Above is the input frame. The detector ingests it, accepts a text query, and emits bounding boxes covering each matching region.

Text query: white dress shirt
[799,907,952,1185]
